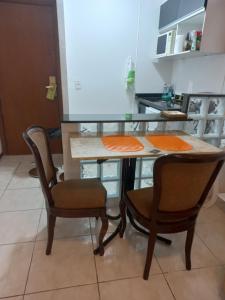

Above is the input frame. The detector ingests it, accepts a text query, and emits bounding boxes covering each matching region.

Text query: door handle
[46,76,57,100]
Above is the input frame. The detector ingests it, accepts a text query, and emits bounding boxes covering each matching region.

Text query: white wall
[135,0,173,94]
[57,0,172,114]
[57,0,225,114]
[171,54,225,95]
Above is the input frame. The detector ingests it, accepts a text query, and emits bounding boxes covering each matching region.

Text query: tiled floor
[0,155,225,300]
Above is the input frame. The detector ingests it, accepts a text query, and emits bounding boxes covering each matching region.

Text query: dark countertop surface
[62,113,191,123]
[138,98,181,111]
[136,93,182,111]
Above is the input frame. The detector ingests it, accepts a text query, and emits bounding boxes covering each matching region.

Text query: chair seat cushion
[51,179,106,209]
[127,187,154,219]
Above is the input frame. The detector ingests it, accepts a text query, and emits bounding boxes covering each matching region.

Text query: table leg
[121,158,136,194]
[97,159,121,220]
[94,158,136,254]
[107,158,136,220]
[93,221,122,255]
[94,158,171,254]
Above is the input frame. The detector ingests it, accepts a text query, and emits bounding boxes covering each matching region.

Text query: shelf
[191,134,201,139]
[187,114,204,120]
[154,50,205,61]
[188,115,225,121]
[206,115,225,120]
[203,134,221,139]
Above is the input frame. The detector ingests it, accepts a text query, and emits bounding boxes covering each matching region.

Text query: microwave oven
[156,30,176,56]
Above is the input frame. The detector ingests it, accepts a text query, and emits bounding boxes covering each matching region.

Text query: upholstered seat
[51,178,106,209]
[127,187,187,223]
[127,187,153,219]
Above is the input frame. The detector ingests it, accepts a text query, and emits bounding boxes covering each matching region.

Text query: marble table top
[70,131,221,160]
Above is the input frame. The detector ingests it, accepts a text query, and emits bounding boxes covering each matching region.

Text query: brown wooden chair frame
[119,152,225,279]
[23,126,108,256]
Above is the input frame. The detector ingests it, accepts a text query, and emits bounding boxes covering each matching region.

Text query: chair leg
[143,232,157,280]
[185,226,195,270]
[119,199,127,238]
[46,214,56,255]
[98,215,108,256]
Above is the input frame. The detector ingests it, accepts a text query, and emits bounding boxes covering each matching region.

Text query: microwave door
[157,35,167,55]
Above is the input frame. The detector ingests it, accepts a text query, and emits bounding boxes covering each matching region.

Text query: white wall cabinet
[156,0,225,60]
[159,0,206,30]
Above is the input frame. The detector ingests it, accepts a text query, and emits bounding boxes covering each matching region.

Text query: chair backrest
[23,126,57,206]
[152,152,225,223]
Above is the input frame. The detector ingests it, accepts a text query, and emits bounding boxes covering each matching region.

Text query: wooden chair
[119,152,225,280]
[23,126,108,256]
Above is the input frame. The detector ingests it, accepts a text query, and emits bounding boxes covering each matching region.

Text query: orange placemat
[101,135,144,152]
[145,135,192,151]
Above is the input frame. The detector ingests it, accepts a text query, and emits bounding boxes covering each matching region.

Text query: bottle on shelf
[162,83,174,99]
[162,83,169,100]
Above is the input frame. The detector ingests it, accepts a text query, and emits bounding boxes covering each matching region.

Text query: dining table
[69,130,222,253]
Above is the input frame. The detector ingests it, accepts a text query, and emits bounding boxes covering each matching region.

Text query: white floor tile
[197,221,225,264]
[94,230,161,282]
[198,205,225,224]
[0,172,14,189]
[0,188,44,212]
[154,232,219,272]
[1,297,23,300]
[37,210,91,240]
[0,210,41,244]
[99,275,174,300]
[8,173,40,189]
[24,285,99,300]
[26,237,97,293]
[0,242,33,298]
[15,161,36,174]
[166,267,225,300]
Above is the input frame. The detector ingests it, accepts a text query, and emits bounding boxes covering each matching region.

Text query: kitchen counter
[62,113,190,123]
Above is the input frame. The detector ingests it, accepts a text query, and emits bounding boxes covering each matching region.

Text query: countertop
[62,113,191,123]
[136,93,183,112]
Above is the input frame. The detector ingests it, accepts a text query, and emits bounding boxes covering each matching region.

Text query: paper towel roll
[174,35,185,54]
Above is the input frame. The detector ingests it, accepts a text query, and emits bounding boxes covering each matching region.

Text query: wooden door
[0,0,62,154]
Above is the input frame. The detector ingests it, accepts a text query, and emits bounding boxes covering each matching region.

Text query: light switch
[75,81,81,90]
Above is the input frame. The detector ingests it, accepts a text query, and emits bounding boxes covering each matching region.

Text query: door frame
[0,98,7,155]
[0,0,63,154]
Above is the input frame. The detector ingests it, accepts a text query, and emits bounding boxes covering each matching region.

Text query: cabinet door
[178,0,206,19]
[159,0,180,29]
